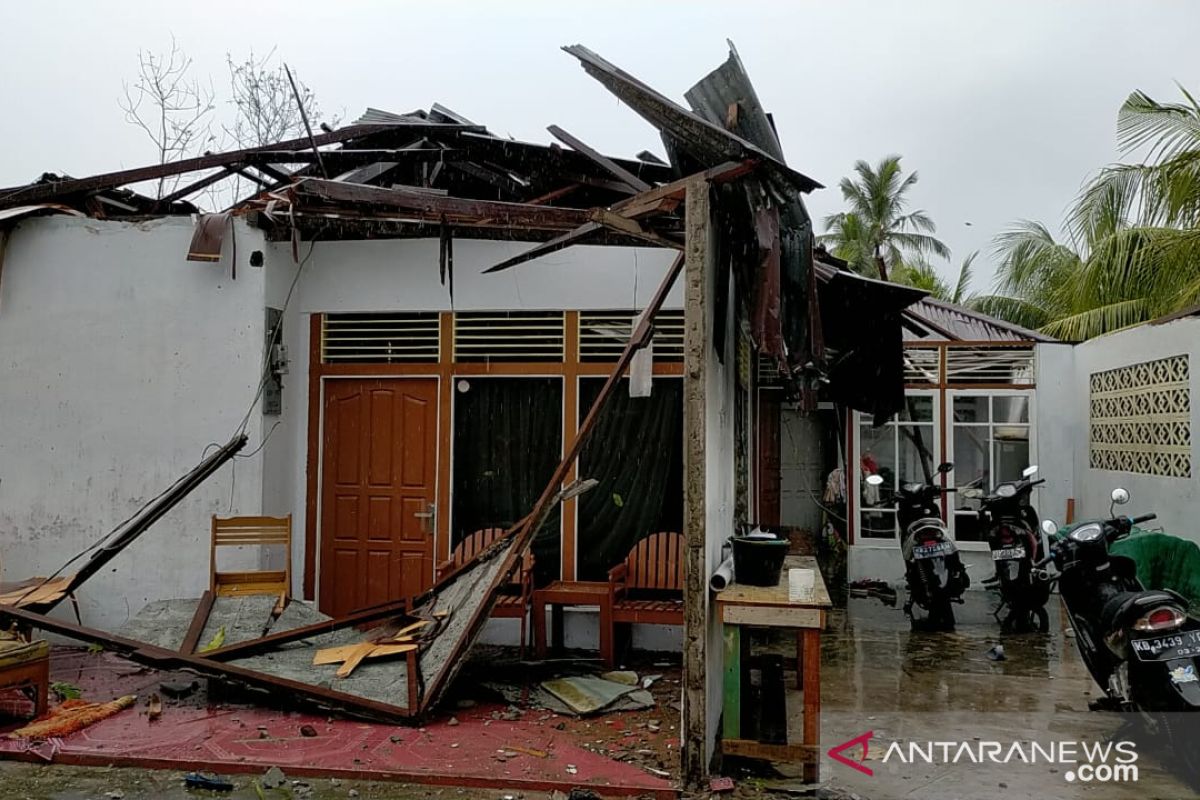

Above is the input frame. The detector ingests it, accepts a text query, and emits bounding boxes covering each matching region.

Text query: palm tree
[819,156,950,280]
[894,252,977,304]
[981,85,1200,341]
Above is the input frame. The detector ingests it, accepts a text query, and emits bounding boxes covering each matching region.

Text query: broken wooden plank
[179,590,216,655]
[313,642,416,666]
[0,123,481,210]
[393,620,432,639]
[0,576,73,609]
[547,125,651,192]
[335,641,377,678]
[481,222,605,274]
[290,179,590,232]
[589,209,683,250]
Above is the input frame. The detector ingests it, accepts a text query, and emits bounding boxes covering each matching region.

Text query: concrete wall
[1070,318,1200,535]
[0,216,267,630]
[701,273,737,765]
[1032,343,1078,529]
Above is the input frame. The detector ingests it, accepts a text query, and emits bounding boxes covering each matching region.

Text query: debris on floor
[8,695,136,739]
[541,674,657,716]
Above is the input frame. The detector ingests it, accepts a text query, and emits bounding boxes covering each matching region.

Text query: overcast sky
[3,1,1198,288]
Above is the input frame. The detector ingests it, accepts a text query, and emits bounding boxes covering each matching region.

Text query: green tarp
[1053,527,1200,613]
[1110,530,1200,613]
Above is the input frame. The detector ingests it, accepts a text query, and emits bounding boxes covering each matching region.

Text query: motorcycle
[867,462,970,630]
[970,464,1052,633]
[1037,489,1200,780]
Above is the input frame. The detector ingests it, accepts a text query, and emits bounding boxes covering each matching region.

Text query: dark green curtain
[576,378,683,581]
[452,377,562,584]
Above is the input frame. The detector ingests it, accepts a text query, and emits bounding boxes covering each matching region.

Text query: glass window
[950,393,1033,542]
[993,396,1030,423]
[857,395,939,542]
[953,395,989,423]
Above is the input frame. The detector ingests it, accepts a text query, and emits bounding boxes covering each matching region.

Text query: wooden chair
[210,515,292,599]
[437,527,533,654]
[606,531,685,666]
[0,631,50,720]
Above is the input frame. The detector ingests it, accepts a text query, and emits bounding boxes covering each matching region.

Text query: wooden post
[682,178,711,788]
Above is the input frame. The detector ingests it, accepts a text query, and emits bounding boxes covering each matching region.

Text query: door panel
[320,378,438,617]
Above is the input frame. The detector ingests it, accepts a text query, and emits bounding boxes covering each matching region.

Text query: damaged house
[0,43,991,782]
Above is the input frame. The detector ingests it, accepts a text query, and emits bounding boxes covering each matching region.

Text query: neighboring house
[759,290,1073,584]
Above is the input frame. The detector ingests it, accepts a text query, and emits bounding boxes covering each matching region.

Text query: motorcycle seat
[1098,589,1187,633]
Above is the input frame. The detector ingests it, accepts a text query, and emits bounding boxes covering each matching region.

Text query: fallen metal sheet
[0,604,419,723]
[562,44,821,193]
[118,595,279,652]
[540,675,640,715]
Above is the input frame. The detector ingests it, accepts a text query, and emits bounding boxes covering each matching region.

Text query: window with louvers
[321,313,440,363]
[453,311,565,363]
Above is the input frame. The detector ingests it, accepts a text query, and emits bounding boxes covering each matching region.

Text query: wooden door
[320,378,438,617]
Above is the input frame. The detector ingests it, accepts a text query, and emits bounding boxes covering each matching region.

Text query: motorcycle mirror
[961,487,983,499]
[865,474,884,486]
[1022,464,1039,477]
[1041,519,1059,536]
[937,461,954,474]
[1111,487,1130,505]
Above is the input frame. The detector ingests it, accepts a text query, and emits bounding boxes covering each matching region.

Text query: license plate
[1132,630,1200,661]
[913,542,951,560]
[992,546,1026,561]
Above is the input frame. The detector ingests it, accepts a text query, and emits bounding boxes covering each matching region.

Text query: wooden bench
[211,515,292,599]
[437,528,534,654]
[606,531,685,665]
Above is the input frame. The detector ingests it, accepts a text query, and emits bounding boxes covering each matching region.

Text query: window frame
[946,388,1037,550]
[852,390,941,549]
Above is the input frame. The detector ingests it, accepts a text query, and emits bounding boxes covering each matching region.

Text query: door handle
[414,502,436,533]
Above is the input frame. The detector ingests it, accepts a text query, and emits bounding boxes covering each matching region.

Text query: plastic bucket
[731,534,789,586]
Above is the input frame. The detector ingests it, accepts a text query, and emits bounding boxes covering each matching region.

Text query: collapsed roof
[0,42,944,418]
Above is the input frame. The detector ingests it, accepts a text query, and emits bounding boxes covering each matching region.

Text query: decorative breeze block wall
[1089,354,1191,478]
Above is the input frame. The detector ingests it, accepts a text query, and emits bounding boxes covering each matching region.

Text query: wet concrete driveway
[814,590,1195,799]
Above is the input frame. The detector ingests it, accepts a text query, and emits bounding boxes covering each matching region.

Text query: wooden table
[716,556,831,782]
[532,580,612,662]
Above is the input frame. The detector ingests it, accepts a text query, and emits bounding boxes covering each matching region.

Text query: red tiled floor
[0,649,675,798]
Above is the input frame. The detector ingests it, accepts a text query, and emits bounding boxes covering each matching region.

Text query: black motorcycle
[868,462,970,630]
[972,465,1052,633]
[1037,489,1200,780]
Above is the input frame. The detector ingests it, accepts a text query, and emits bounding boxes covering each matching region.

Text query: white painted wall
[1071,319,1200,536]
[1033,343,1078,529]
[0,216,268,630]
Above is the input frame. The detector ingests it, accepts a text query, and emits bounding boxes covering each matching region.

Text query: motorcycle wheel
[929,598,956,631]
[1003,605,1051,634]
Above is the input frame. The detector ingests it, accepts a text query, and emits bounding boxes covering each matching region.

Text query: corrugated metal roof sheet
[904,297,1057,343]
